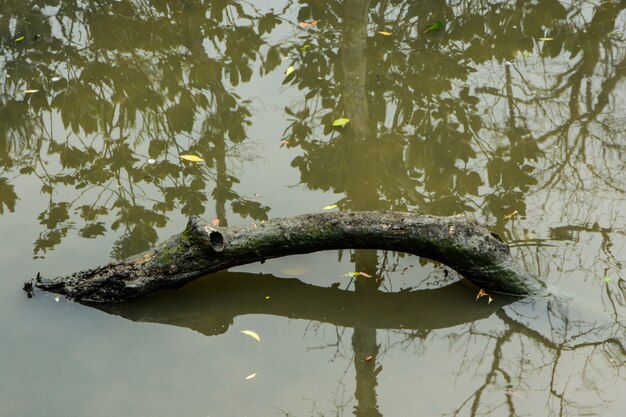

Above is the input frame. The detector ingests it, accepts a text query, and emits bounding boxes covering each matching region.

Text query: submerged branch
[33,211,546,302]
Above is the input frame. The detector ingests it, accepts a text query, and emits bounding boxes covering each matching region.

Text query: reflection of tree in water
[0,0,278,257]
[1,0,624,415]
[274,0,625,415]
[282,0,625,221]
[102,268,624,416]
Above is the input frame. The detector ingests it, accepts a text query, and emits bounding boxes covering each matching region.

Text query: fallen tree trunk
[33,211,546,302]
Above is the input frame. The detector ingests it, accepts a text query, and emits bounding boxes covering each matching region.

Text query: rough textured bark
[33,211,546,302]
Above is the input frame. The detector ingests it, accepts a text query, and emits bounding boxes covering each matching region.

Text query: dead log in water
[32,211,546,302]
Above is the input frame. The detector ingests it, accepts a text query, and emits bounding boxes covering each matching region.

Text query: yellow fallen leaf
[488,296,494,305]
[476,289,487,300]
[322,204,338,210]
[24,89,39,94]
[15,36,25,42]
[285,65,295,75]
[332,117,350,127]
[504,210,518,220]
[240,330,261,342]
[342,272,371,278]
[378,31,393,36]
[245,372,257,380]
[179,154,204,162]
[538,37,554,41]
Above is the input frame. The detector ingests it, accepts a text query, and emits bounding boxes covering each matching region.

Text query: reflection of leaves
[258,13,281,35]
[111,223,159,260]
[0,178,17,214]
[0,0,281,256]
[34,229,68,256]
[38,203,70,230]
[79,223,107,239]
[232,199,269,221]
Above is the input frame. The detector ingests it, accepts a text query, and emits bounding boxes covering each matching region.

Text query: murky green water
[1,0,625,416]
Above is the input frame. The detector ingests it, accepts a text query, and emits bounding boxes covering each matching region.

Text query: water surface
[1,1,624,416]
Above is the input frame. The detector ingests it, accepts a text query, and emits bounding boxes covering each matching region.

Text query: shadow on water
[94,271,625,351]
[95,271,517,336]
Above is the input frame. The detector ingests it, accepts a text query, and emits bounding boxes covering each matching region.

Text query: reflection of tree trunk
[340,0,371,141]
[212,133,228,227]
[339,0,380,210]
[352,326,382,417]
[352,250,383,417]
[34,211,545,301]
[504,64,516,130]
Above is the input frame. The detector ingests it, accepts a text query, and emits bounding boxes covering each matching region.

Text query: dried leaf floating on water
[378,31,393,36]
[285,65,295,75]
[538,37,554,41]
[322,204,338,210]
[24,89,39,94]
[331,118,350,127]
[476,288,488,300]
[240,330,261,342]
[298,20,319,28]
[342,272,371,278]
[245,372,257,380]
[14,36,25,42]
[504,210,518,220]
[179,154,204,163]
[475,289,494,304]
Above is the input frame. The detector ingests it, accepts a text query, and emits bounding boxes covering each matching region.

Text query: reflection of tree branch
[97,271,512,336]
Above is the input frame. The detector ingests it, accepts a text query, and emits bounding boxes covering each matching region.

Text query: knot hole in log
[188,216,225,253]
[204,226,225,252]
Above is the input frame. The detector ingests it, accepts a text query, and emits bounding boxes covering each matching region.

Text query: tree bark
[33,211,546,302]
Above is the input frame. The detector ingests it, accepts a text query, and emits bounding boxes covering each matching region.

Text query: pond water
[1,0,625,416]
